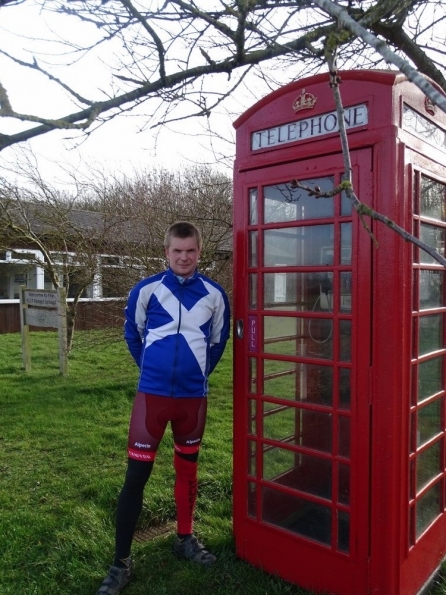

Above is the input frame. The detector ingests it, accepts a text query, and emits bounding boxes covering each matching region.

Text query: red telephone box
[232,70,446,595]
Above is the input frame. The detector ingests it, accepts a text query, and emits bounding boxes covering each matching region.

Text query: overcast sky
[0,2,261,187]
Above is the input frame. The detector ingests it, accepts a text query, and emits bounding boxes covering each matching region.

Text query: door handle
[236,319,244,339]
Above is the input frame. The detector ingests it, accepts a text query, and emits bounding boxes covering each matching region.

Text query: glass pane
[417,442,441,492]
[340,320,351,362]
[249,358,257,394]
[263,360,333,406]
[338,463,350,504]
[338,416,351,458]
[338,510,350,553]
[419,315,443,356]
[339,368,351,409]
[264,225,334,267]
[248,482,256,518]
[417,399,442,446]
[249,231,258,267]
[410,458,416,497]
[249,273,257,308]
[263,405,299,442]
[420,224,445,264]
[262,487,332,545]
[419,270,445,309]
[264,177,334,223]
[264,316,333,360]
[340,272,352,312]
[340,223,352,264]
[421,176,446,222]
[262,405,333,453]
[248,440,256,476]
[418,357,443,402]
[416,483,441,538]
[263,272,333,312]
[248,398,256,435]
[263,448,332,499]
[249,188,258,225]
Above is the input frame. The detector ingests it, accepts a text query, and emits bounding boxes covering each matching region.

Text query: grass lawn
[2,330,446,595]
[0,330,312,595]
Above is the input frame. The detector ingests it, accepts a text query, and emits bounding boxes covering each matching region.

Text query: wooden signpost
[20,286,68,375]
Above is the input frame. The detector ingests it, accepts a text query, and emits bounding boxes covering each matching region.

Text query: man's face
[165,235,201,278]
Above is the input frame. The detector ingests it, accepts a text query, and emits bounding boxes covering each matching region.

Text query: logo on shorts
[186,438,200,445]
[135,442,151,449]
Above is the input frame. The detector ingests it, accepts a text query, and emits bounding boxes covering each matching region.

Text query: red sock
[174,453,198,535]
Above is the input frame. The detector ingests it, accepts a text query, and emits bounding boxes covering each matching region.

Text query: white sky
[0,2,266,187]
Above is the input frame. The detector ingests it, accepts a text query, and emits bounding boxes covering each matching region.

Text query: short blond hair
[164,221,202,250]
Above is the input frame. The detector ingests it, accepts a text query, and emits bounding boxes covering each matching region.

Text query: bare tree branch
[0,0,444,150]
[295,47,446,268]
[314,0,446,112]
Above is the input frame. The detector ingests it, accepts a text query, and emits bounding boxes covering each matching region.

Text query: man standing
[96,221,230,595]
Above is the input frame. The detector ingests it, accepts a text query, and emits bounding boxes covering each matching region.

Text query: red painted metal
[233,70,446,595]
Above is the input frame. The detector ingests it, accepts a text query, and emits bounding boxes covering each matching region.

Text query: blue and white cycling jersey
[124,267,230,397]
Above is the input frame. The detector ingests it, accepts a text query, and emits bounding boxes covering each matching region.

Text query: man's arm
[209,288,231,374]
[124,284,146,367]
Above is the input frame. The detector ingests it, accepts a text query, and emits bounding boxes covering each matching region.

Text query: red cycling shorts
[127,392,207,462]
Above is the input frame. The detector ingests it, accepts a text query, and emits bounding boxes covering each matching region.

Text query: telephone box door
[233,149,372,595]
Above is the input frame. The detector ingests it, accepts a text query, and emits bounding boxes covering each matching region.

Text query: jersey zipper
[170,284,183,396]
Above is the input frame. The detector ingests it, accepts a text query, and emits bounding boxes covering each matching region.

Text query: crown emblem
[292,89,317,113]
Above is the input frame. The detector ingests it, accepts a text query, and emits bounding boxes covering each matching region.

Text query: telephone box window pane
[339,320,351,362]
[264,177,334,223]
[249,231,258,267]
[338,510,350,553]
[300,410,333,453]
[248,358,257,394]
[263,448,332,500]
[264,316,333,360]
[338,416,351,458]
[338,463,350,504]
[340,272,352,312]
[416,483,441,538]
[263,405,332,453]
[420,224,445,264]
[417,399,442,446]
[249,189,258,225]
[410,457,416,496]
[264,360,333,405]
[248,482,257,518]
[249,273,257,308]
[339,368,351,410]
[419,270,444,309]
[262,487,332,546]
[248,399,257,435]
[248,440,257,476]
[417,442,441,492]
[340,223,352,265]
[264,225,334,267]
[418,357,443,402]
[262,405,299,443]
[264,272,333,312]
[419,314,443,356]
[420,176,446,222]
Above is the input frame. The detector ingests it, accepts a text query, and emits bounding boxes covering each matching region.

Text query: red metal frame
[233,70,446,595]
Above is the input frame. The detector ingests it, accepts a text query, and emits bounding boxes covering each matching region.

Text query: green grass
[2,330,446,595]
[0,331,311,595]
